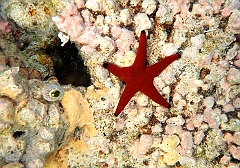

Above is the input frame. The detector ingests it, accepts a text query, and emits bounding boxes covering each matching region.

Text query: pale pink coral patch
[227,68,240,85]
[203,108,217,129]
[224,132,240,146]
[74,0,85,9]
[116,28,135,53]
[81,9,94,25]
[221,7,233,17]
[212,0,224,13]
[186,114,204,130]
[198,0,224,14]
[168,0,190,17]
[166,116,185,126]
[85,0,103,11]
[52,5,85,38]
[203,108,224,129]
[222,104,235,113]
[233,98,240,108]
[111,26,122,38]
[221,0,240,17]
[220,78,231,92]
[165,124,183,135]
[129,134,153,158]
[193,130,205,145]
[220,155,230,165]
[177,131,193,157]
[0,19,12,34]
[228,144,240,160]
[227,9,240,34]
[203,96,215,108]
[173,15,184,28]
[234,59,240,68]
[217,60,230,74]
[52,4,117,54]
[165,116,184,135]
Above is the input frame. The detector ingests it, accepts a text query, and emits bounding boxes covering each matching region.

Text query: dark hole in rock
[45,40,91,87]
[13,131,25,138]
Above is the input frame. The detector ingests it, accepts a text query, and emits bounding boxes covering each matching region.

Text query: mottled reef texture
[0,0,239,168]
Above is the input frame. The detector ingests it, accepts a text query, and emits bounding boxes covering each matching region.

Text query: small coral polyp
[42,84,64,101]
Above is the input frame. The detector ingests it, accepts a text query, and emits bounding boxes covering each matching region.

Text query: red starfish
[103,30,180,116]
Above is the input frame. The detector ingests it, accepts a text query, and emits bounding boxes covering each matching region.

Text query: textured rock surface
[0,0,239,167]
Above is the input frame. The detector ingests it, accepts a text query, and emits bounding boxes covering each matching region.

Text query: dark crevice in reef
[13,131,26,139]
[45,40,91,87]
[188,0,199,12]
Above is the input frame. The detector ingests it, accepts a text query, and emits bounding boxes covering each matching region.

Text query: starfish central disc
[103,30,180,116]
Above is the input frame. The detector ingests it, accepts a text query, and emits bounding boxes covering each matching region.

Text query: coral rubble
[0,0,239,167]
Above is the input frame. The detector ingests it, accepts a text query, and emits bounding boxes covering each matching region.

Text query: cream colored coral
[163,149,180,166]
[82,123,98,137]
[160,135,180,152]
[61,89,94,136]
[0,67,28,102]
[153,135,181,166]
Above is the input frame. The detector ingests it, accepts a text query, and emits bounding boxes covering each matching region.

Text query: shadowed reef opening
[45,40,91,87]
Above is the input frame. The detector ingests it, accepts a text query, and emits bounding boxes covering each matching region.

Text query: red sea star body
[103,31,180,116]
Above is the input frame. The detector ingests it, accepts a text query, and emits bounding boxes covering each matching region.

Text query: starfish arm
[103,62,133,82]
[132,30,147,73]
[140,81,170,108]
[114,83,138,116]
[146,54,180,80]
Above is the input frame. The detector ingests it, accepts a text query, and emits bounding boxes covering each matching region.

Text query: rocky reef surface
[0,0,239,167]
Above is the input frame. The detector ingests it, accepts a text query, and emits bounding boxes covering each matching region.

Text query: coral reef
[0,0,239,167]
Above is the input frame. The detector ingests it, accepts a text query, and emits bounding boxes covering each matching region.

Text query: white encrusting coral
[134,13,152,35]
[0,0,240,167]
[142,0,157,15]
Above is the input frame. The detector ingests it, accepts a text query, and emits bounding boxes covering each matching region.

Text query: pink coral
[221,0,240,17]
[227,9,240,34]
[220,155,230,165]
[222,104,235,113]
[52,5,116,54]
[233,98,240,108]
[168,0,190,17]
[0,19,12,34]
[129,134,153,158]
[224,132,240,146]
[220,78,231,92]
[165,116,184,135]
[203,108,221,129]
[74,0,85,9]
[177,131,193,157]
[165,124,183,135]
[186,114,204,130]
[193,130,205,145]
[111,26,122,38]
[234,49,240,68]
[227,68,240,85]
[203,96,215,108]
[228,144,240,160]
[198,0,224,14]
[115,28,135,53]
[52,5,85,39]
[234,59,240,68]
[166,115,185,126]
